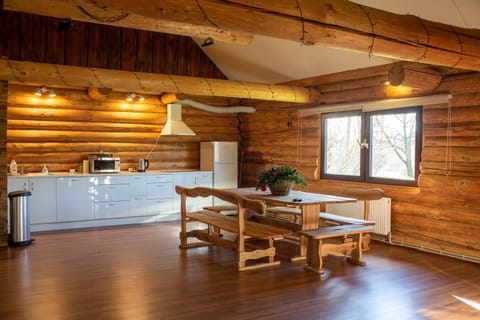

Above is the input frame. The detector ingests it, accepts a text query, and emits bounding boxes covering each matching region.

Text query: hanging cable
[444,94,453,175]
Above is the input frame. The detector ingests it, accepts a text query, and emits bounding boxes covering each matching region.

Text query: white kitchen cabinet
[8,177,57,224]
[94,175,130,219]
[174,171,213,212]
[8,177,28,193]
[130,175,146,216]
[146,174,174,214]
[57,176,95,222]
[8,171,212,231]
[96,184,130,202]
[94,201,130,219]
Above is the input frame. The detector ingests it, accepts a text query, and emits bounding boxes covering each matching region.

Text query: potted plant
[256,164,307,195]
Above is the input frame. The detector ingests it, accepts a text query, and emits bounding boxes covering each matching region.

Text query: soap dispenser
[9,158,17,175]
[42,164,49,175]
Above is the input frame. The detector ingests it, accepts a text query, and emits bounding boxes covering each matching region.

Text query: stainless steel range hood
[160,103,195,136]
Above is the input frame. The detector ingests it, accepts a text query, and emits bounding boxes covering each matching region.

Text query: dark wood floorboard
[0,222,479,320]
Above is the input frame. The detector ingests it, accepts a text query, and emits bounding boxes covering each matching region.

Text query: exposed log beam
[64,0,480,72]
[0,59,319,103]
[87,87,112,100]
[388,63,443,91]
[3,0,253,45]
[437,72,480,94]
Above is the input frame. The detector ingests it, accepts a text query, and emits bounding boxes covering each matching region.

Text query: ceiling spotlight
[126,93,145,102]
[201,37,214,47]
[34,86,56,97]
[34,88,43,97]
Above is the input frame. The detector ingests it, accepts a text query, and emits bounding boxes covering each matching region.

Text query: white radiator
[325,197,392,236]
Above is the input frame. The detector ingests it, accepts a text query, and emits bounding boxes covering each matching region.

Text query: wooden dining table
[227,187,357,260]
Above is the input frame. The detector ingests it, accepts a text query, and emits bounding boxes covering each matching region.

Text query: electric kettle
[137,159,149,172]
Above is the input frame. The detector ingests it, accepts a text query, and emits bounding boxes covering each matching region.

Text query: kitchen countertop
[8,169,212,178]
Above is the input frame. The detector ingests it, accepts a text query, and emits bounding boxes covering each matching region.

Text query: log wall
[239,91,480,261]
[0,8,229,245]
[7,84,239,173]
[0,81,7,247]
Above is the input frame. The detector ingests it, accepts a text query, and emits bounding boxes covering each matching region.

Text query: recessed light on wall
[34,86,56,97]
[126,93,145,102]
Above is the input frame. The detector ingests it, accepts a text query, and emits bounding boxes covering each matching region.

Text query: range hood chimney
[160,103,195,136]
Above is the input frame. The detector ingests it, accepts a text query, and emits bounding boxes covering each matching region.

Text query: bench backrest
[306,186,384,220]
[176,186,266,247]
[176,186,265,213]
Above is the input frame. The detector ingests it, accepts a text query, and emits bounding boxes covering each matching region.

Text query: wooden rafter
[0,58,320,103]
[3,0,253,45]
[26,0,479,72]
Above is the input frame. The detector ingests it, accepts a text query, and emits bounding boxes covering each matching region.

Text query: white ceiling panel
[197,0,480,84]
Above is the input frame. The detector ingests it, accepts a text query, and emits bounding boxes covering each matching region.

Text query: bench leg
[304,238,324,274]
[347,233,367,266]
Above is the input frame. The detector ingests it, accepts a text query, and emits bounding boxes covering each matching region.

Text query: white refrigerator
[200,141,238,205]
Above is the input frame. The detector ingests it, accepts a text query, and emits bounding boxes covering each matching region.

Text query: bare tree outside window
[321,107,421,186]
[370,112,417,180]
[324,115,361,176]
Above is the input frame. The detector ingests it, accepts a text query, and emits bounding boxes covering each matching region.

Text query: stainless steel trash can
[8,190,32,246]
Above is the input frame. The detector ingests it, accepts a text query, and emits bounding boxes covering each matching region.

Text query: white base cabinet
[130,175,147,216]
[146,174,174,215]
[57,177,95,222]
[7,171,212,232]
[94,175,130,219]
[7,177,57,224]
[173,172,213,212]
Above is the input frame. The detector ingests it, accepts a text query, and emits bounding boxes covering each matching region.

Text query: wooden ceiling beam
[0,58,319,103]
[3,0,253,45]
[62,0,480,72]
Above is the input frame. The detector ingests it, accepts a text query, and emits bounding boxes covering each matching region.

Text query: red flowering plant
[255,164,307,191]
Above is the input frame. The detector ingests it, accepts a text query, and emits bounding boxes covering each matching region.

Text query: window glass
[370,111,418,181]
[324,114,361,176]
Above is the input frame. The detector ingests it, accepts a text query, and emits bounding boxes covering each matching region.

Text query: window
[321,107,422,186]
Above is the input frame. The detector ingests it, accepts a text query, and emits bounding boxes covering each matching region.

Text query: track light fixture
[34,86,56,97]
[126,93,145,102]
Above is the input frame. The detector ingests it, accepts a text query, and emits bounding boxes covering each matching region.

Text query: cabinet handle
[30,181,34,191]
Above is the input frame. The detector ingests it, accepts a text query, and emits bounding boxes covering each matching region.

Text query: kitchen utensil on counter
[137,159,149,172]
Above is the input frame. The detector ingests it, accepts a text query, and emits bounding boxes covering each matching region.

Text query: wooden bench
[266,187,383,250]
[266,206,374,245]
[202,205,238,216]
[177,186,292,271]
[267,206,374,225]
[299,224,375,274]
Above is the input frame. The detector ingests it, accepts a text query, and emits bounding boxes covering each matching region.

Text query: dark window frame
[321,106,423,186]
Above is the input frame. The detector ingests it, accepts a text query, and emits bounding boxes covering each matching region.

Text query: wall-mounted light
[201,37,214,47]
[34,86,56,97]
[126,93,145,102]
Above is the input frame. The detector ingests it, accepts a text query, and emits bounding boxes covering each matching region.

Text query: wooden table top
[227,187,356,207]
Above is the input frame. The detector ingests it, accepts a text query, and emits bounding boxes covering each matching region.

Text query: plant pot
[268,181,294,196]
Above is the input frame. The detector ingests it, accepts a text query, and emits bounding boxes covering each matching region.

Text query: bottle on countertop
[42,164,49,175]
[9,158,17,175]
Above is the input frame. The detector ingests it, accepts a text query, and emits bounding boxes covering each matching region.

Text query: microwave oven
[88,153,120,173]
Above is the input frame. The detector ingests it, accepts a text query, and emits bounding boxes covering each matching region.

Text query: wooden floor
[0,222,479,320]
